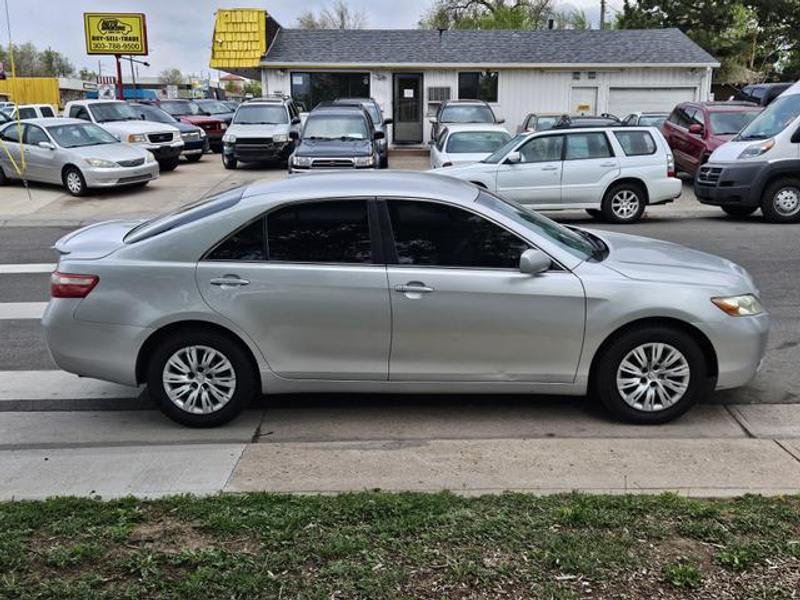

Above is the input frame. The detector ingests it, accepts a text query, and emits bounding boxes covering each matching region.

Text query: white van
[695,81,800,222]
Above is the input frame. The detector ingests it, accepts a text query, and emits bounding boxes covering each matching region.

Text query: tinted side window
[267,200,372,264]
[71,106,91,121]
[519,135,563,163]
[0,124,21,142]
[40,106,55,117]
[18,107,36,119]
[565,132,613,160]
[387,200,529,269]
[207,219,267,261]
[613,131,657,156]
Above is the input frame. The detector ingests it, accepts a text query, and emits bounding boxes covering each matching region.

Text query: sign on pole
[83,13,148,55]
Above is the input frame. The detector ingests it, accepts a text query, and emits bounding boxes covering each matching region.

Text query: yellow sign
[84,13,148,55]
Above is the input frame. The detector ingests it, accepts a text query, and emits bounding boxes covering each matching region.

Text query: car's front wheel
[721,205,757,218]
[185,153,203,163]
[601,183,646,224]
[146,330,257,427]
[593,325,710,424]
[222,154,237,170]
[62,166,87,197]
[159,158,180,172]
[761,178,800,223]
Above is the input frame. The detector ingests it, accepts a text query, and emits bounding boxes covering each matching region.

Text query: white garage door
[608,87,697,117]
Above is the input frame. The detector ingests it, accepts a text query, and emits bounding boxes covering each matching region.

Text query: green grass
[0,492,799,598]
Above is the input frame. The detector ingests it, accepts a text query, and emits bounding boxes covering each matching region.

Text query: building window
[290,72,370,112]
[458,72,498,102]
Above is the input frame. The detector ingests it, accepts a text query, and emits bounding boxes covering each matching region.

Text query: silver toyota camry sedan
[43,172,769,427]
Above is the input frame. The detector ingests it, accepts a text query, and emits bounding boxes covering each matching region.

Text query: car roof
[25,117,85,127]
[441,123,510,133]
[443,99,489,105]
[685,101,761,111]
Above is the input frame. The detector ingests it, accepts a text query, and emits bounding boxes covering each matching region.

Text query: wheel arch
[751,161,800,204]
[604,177,650,204]
[61,163,83,180]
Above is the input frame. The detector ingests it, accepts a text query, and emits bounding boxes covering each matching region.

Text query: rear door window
[613,131,657,156]
[565,132,613,160]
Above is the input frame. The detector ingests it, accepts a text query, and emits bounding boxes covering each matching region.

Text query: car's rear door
[495,134,564,205]
[560,131,620,205]
[196,198,391,380]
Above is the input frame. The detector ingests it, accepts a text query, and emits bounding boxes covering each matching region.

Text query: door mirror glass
[688,123,703,135]
[519,249,551,275]
[506,151,522,164]
[374,130,385,140]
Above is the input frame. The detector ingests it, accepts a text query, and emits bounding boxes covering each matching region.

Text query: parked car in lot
[193,99,235,125]
[661,102,762,176]
[221,100,240,111]
[435,126,680,223]
[335,97,392,168]
[63,100,184,171]
[149,99,227,153]
[732,83,792,107]
[42,172,768,427]
[517,113,562,134]
[429,124,511,168]
[621,112,669,128]
[2,103,57,120]
[129,103,208,163]
[430,99,503,140]
[0,111,10,125]
[221,96,303,169]
[289,104,383,173]
[0,118,159,196]
[695,84,800,222]
[552,114,622,129]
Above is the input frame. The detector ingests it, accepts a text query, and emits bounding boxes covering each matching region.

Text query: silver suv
[221,97,302,169]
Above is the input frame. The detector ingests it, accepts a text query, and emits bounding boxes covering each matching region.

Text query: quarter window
[565,132,613,160]
[267,200,372,264]
[207,219,267,261]
[458,72,499,103]
[613,131,656,156]
[387,200,529,269]
[518,135,564,163]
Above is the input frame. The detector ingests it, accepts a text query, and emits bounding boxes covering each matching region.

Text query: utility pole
[600,0,606,29]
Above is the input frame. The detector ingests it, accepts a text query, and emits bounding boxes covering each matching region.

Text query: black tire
[222,154,238,170]
[380,154,389,169]
[585,208,603,219]
[760,177,800,223]
[62,166,88,197]
[185,153,203,163]
[158,158,180,172]
[0,165,9,185]
[592,325,711,425]
[146,329,257,427]
[721,205,757,218]
[600,182,646,224]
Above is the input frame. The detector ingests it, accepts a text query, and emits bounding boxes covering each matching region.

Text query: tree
[0,42,74,77]
[159,68,184,86]
[418,0,555,30]
[297,0,367,29]
[243,80,262,97]
[79,67,98,81]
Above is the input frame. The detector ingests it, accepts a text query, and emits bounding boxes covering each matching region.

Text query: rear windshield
[441,104,495,124]
[160,101,199,116]
[638,115,667,127]
[303,115,369,140]
[124,186,245,243]
[446,130,510,153]
[735,94,800,141]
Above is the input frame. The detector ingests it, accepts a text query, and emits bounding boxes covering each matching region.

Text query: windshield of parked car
[482,133,526,163]
[735,94,800,140]
[446,131,511,154]
[638,115,667,127]
[233,104,289,125]
[159,101,200,116]
[476,191,595,261]
[135,105,177,124]
[303,115,369,140]
[196,100,231,115]
[709,110,761,135]
[88,102,139,123]
[47,123,119,148]
[440,104,495,124]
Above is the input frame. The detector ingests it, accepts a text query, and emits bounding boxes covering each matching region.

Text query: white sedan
[430,124,511,169]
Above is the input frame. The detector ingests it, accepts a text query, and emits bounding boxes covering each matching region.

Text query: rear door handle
[394,283,435,294]
[209,276,250,287]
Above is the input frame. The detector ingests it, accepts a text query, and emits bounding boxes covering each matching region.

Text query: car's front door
[383,199,585,383]
[560,132,620,205]
[495,134,564,205]
[22,124,59,183]
[197,199,391,380]
[0,123,23,178]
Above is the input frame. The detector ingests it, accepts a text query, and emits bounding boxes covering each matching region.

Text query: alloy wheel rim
[611,190,640,219]
[774,187,800,216]
[66,172,82,194]
[162,345,237,415]
[616,343,690,412]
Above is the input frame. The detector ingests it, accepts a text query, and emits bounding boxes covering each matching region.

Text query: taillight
[50,272,99,298]
[667,153,676,178]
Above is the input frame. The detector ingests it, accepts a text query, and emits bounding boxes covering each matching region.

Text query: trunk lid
[54,220,142,260]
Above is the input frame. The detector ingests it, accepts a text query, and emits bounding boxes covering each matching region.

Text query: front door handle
[394,282,435,294]
[599,162,617,167]
[209,275,250,288]
[541,165,559,171]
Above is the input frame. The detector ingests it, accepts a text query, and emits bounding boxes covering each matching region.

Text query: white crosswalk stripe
[0,370,140,401]
[0,263,55,274]
[0,302,47,320]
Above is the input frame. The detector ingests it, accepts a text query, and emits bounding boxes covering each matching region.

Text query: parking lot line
[0,263,55,274]
[0,302,47,320]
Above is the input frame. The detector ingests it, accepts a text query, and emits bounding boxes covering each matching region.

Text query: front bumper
[181,138,208,156]
[694,162,765,207]
[704,311,770,390]
[82,162,160,188]
[142,141,184,161]
[223,140,293,162]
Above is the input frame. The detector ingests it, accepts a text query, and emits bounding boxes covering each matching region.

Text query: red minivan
[661,102,762,175]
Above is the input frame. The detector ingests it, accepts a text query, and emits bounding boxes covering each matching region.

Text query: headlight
[738,138,775,159]
[84,158,118,168]
[127,134,147,143]
[222,133,236,143]
[144,151,156,164]
[354,155,375,167]
[273,133,289,143]
[711,294,764,317]
[292,155,312,167]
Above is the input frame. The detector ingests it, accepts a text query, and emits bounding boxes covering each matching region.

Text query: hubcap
[773,187,800,216]
[162,345,236,415]
[616,343,690,412]
[611,190,640,219]
[66,172,82,193]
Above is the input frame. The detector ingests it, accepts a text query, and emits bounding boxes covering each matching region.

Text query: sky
[1,0,620,79]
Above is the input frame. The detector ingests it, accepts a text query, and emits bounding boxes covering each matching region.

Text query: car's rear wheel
[146,330,257,427]
[222,154,237,170]
[62,166,87,197]
[721,205,757,218]
[593,325,710,424]
[159,157,180,172]
[0,166,9,186]
[601,183,646,224]
[761,178,800,223]
[185,153,203,163]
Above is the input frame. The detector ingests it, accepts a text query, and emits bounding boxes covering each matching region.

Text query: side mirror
[291,116,301,125]
[519,249,551,275]
[791,125,800,144]
[383,117,393,125]
[496,118,505,124]
[289,130,299,141]
[374,130,385,140]
[506,151,522,164]
[37,141,55,150]
[429,117,438,124]
[688,123,704,135]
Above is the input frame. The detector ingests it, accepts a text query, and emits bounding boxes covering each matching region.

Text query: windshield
[47,123,119,148]
[477,191,594,261]
[735,95,800,141]
[446,131,510,154]
[135,106,176,124]
[88,102,139,123]
[709,110,761,135]
[441,104,495,124]
[196,100,231,115]
[303,115,369,140]
[159,101,200,116]
[482,133,526,164]
[639,115,667,127]
[233,104,289,125]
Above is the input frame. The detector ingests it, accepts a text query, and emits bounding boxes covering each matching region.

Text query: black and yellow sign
[84,13,148,55]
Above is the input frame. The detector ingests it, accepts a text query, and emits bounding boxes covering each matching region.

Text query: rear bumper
[694,162,765,207]
[648,177,683,204]
[82,163,160,188]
